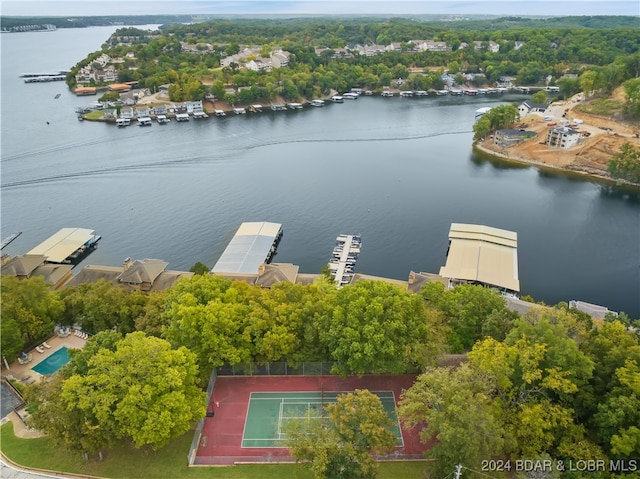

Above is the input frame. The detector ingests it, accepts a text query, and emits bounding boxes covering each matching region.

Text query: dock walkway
[328,234,361,287]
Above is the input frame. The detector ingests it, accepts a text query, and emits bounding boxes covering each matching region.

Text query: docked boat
[233,107,246,115]
[381,91,393,97]
[156,115,170,124]
[475,107,492,119]
[271,104,287,111]
[342,92,358,100]
[175,113,190,122]
[449,89,462,96]
[249,104,263,113]
[436,90,449,96]
[217,109,229,116]
[193,111,209,119]
[286,102,303,109]
[137,117,152,126]
[330,95,344,103]
[399,91,413,97]
[116,118,130,127]
[327,234,362,287]
[414,90,428,96]
[310,99,325,107]
[364,90,374,96]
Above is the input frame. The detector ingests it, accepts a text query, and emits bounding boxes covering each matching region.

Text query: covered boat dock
[439,223,520,294]
[212,222,283,275]
[26,228,101,264]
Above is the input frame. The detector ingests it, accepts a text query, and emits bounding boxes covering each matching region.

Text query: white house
[518,100,549,118]
[546,126,581,149]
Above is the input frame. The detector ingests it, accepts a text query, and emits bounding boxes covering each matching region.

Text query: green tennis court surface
[241,391,403,448]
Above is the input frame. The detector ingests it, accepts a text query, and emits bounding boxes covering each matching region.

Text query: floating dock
[27,228,101,264]
[212,222,283,275]
[327,234,361,287]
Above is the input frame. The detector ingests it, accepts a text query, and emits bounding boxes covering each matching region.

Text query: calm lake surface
[1,26,639,317]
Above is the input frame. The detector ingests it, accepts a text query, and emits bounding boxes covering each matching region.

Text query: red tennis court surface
[194,374,427,465]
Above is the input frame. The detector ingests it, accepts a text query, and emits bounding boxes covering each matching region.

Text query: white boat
[436,90,449,96]
[330,95,344,103]
[175,113,190,122]
[449,89,462,95]
[475,107,492,119]
[310,99,325,107]
[232,108,245,115]
[271,104,287,111]
[115,118,130,127]
[137,117,152,126]
[156,115,170,124]
[414,91,428,96]
[193,111,209,119]
[286,102,303,109]
[399,91,413,97]
[249,104,263,112]
[216,109,227,116]
[342,92,358,100]
[364,90,373,96]
[381,91,393,97]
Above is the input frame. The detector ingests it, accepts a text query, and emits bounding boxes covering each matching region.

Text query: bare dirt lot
[477,92,640,180]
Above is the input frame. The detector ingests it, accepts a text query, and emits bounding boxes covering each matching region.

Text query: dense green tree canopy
[27,332,205,453]
[286,389,396,479]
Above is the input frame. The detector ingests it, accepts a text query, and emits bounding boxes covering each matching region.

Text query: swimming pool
[32,347,70,375]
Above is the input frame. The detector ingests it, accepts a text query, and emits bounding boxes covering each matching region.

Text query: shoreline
[473,142,640,188]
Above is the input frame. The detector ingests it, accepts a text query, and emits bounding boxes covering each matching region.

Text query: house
[65,258,194,292]
[518,100,549,118]
[185,100,203,114]
[1,254,73,289]
[413,40,451,52]
[152,104,168,116]
[546,126,581,149]
[134,106,150,118]
[497,76,516,88]
[270,51,290,68]
[514,41,526,50]
[493,129,537,147]
[120,106,134,119]
[246,58,270,72]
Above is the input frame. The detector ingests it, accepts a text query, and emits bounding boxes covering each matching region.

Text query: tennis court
[241,391,403,448]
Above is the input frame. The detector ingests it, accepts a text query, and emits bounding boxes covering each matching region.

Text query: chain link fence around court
[187,368,217,466]
[216,361,337,376]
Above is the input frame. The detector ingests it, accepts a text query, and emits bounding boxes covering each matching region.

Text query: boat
[175,113,190,122]
[232,108,245,115]
[414,91,428,97]
[449,89,462,95]
[327,234,362,287]
[54,93,61,99]
[249,104,263,113]
[286,102,303,109]
[399,91,413,97]
[193,111,209,119]
[364,90,373,96]
[330,95,344,103]
[381,91,393,97]
[270,104,286,111]
[342,93,358,100]
[116,118,131,127]
[156,115,170,124]
[436,90,449,96]
[475,107,492,119]
[310,99,325,107]
[137,117,152,126]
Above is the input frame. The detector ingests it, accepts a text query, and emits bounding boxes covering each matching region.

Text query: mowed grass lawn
[1,422,428,479]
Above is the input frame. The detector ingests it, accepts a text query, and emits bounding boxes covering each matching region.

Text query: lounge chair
[36,346,45,354]
[42,341,52,349]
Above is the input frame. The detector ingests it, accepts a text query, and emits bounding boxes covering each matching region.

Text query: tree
[399,364,504,478]
[322,280,444,376]
[28,332,206,453]
[532,90,548,104]
[607,142,640,184]
[473,103,519,141]
[286,389,396,479]
[189,261,209,275]
[1,276,64,346]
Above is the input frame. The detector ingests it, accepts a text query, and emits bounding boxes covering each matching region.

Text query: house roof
[119,258,168,284]
[439,223,520,292]
[1,254,47,277]
[521,100,548,111]
[497,129,536,137]
[255,263,299,288]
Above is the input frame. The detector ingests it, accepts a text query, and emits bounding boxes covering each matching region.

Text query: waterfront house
[518,100,549,118]
[152,104,168,116]
[134,106,151,118]
[185,100,204,114]
[546,126,581,149]
[120,106,134,119]
[1,254,73,290]
[493,129,537,147]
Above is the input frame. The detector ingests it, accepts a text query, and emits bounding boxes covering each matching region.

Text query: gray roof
[212,222,282,275]
[119,258,168,284]
[1,254,47,277]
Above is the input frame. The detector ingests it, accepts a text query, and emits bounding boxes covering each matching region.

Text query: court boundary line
[241,390,401,449]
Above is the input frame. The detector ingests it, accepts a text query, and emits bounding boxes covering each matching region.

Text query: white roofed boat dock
[27,228,101,264]
[212,222,283,275]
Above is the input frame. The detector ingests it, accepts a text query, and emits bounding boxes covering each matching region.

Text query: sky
[1,0,639,17]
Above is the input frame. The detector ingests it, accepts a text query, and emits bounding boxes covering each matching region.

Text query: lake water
[1,26,639,317]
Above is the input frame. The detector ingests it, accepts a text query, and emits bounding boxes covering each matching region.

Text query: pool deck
[2,334,87,385]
